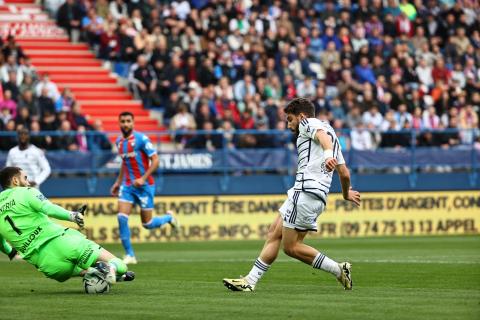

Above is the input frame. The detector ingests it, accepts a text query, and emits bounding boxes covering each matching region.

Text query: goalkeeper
[0,166,133,284]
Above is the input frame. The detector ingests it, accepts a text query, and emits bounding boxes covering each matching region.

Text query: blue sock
[117,214,135,257]
[142,215,172,229]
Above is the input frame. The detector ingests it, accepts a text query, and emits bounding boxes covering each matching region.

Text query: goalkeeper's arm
[25,188,85,227]
[0,235,17,260]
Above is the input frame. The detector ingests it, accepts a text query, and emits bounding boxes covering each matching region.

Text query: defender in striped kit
[223,98,360,292]
[111,112,178,264]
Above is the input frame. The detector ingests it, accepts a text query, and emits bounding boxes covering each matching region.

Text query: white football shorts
[279,189,326,232]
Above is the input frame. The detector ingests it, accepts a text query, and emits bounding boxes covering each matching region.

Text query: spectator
[131,54,158,108]
[355,57,376,85]
[109,0,128,22]
[56,120,78,151]
[423,105,441,130]
[14,107,31,129]
[35,73,60,101]
[55,87,76,112]
[0,119,18,151]
[0,90,17,118]
[234,75,256,101]
[30,120,53,150]
[0,55,23,85]
[56,0,83,43]
[82,8,104,47]
[88,119,112,151]
[169,102,196,145]
[431,58,451,85]
[351,122,374,150]
[18,90,39,119]
[2,71,20,102]
[67,102,89,130]
[37,88,56,116]
[362,105,383,130]
[2,36,25,62]
[186,121,222,151]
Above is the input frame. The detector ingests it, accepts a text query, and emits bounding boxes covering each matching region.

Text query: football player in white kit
[223,97,361,291]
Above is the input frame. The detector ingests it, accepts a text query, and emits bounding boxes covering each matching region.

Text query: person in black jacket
[57,0,83,42]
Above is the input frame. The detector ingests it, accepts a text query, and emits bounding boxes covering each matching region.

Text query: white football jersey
[290,118,345,203]
[6,145,51,186]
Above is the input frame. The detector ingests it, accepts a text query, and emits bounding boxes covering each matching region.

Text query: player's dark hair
[284,98,315,118]
[119,111,134,119]
[0,166,22,189]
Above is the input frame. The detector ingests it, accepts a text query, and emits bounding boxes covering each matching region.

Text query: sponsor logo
[18,226,42,253]
[120,152,137,159]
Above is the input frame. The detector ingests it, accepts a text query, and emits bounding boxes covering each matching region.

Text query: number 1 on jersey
[5,215,22,235]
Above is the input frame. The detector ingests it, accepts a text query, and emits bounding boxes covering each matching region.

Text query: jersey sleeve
[5,149,13,166]
[0,235,13,256]
[299,119,318,140]
[34,148,51,185]
[24,188,72,221]
[141,134,157,157]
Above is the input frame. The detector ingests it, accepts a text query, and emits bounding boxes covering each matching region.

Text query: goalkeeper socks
[245,258,270,285]
[109,257,127,275]
[312,252,341,277]
[118,213,135,257]
[142,215,172,229]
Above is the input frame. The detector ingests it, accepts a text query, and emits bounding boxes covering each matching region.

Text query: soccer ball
[83,272,110,294]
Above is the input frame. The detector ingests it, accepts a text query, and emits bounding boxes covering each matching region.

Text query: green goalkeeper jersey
[0,187,72,259]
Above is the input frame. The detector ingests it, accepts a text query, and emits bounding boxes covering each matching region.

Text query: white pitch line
[134,258,480,264]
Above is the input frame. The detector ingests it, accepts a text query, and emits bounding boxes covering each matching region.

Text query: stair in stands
[2,0,167,143]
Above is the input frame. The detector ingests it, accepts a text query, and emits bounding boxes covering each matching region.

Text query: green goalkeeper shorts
[28,228,102,282]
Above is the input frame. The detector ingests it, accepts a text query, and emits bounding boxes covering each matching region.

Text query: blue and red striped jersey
[116,131,157,186]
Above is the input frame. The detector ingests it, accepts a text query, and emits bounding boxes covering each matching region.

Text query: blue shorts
[119,184,155,210]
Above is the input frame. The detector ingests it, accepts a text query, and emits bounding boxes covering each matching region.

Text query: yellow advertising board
[52,191,480,243]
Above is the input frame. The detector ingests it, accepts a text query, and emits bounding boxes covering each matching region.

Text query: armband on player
[8,248,17,261]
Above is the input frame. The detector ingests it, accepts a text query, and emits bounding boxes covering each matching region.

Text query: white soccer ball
[83,273,110,294]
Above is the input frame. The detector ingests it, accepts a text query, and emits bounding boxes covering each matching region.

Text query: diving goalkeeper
[0,166,134,284]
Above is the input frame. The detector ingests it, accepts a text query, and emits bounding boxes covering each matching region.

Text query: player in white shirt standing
[6,128,51,188]
[223,97,361,291]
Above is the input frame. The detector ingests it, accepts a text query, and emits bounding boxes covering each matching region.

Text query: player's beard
[121,127,132,137]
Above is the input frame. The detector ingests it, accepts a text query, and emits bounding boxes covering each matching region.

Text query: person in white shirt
[5,128,51,188]
[351,122,374,150]
[362,105,383,130]
[35,73,60,102]
[415,58,433,87]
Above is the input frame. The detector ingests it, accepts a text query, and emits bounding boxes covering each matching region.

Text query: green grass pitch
[0,236,479,320]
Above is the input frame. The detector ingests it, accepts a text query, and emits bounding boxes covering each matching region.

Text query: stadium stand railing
[1,129,478,187]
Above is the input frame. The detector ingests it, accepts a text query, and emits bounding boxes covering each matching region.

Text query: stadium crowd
[0,36,111,151]
[1,0,480,152]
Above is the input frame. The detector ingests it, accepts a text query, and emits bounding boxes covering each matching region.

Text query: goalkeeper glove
[70,204,87,228]
[8,248,17,261]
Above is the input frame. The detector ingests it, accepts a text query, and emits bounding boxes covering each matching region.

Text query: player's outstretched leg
[118,213,137,264]
[96,249,134,284]
[223,215,283,292]
[142,212,177,230]
[282,228,352,290]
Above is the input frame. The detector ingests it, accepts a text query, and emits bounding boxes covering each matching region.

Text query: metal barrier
[0,129,478,189]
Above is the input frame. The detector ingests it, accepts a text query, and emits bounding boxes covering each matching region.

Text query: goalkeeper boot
[123,255,138,265]
[167,211,180,232]
[337,262,353,290]
[223,277,255,292]
[117,271,136,282]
